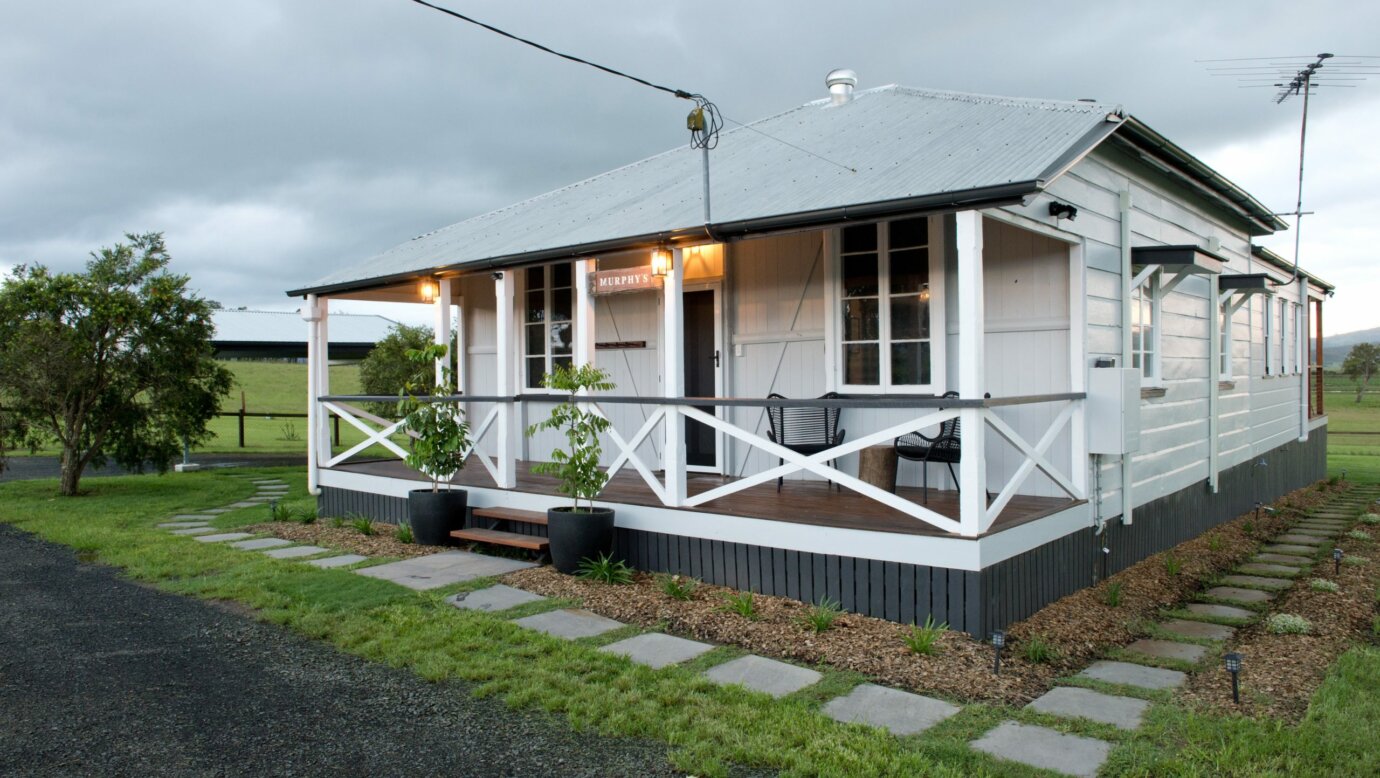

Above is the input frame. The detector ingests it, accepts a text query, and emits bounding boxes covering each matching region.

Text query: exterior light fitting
[919,283,931,303]
[419,279,438,302]
[1223,652,1243,704]
[1048,202,1078,221]
[991,630,1005,675]
[1333,547,1343,574]
[650,246,673,277]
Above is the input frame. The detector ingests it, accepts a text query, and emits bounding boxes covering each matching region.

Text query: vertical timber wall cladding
[316,428,1325,636]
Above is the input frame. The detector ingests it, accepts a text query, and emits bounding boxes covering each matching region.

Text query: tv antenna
[1199,52,1378,280]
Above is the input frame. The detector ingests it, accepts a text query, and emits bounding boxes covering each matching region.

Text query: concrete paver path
[703,655,821,698]
[599,633,714,670]
[1025,686,1149,731]
[972,721,1110,778]
[821,683,959,735]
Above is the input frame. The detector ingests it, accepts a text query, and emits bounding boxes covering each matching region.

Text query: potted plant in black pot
[527,363,618,574]
[398,343,471,546]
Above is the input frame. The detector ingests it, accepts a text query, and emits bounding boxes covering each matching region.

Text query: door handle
[714,350,721,368]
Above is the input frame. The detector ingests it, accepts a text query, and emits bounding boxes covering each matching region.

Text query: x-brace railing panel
[588,403,668,503]
[322,401,412,466]
[458,404,502,486]
[981,402,1080,532]
[678,405,964,534]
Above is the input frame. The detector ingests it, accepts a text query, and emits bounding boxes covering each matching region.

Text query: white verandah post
[303,294,330,495]
[663,248,686,507]
[494,270,517,488]
[955,211,986,537]
[433,278,452,386]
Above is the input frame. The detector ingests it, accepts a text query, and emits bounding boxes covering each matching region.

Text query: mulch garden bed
[506,480,1352,707]
[245,520,442,559]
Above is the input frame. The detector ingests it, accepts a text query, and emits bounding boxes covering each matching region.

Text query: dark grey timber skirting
[318,429,1326,636]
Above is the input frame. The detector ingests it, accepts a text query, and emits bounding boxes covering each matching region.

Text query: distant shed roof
[289,85,1286,297]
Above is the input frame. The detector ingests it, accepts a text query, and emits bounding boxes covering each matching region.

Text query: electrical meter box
[1088,366,1141,455]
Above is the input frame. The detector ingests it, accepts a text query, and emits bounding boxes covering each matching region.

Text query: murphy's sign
[590,267,661,296]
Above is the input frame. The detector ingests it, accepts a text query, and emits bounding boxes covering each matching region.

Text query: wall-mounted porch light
[1048,201,1078,221]
[650,246,673,277]
[418,279,438,302]
[919,283,931,304]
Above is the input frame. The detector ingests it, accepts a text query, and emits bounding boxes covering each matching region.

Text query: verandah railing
[315,392,1086,538]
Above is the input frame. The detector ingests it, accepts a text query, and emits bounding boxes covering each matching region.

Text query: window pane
[842,224,877,253]
[842,253,878,297]
[551,262,572,288]
[890,295,929,340]
[525,290,545,323]
[891,341,931,385]
[552,356,573,374]
[889,248,929,294]
[526,323,545,355]
[888,217,927,249]
[526,358,546,389]
[550,288,572,322]
[549,322,572,355]
[526,266,545,290]
[842,298,879,341]
[844,344,879,385]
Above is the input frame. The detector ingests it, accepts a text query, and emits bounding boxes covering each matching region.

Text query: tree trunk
[59,447,84,496]
[1358,373,1371,404]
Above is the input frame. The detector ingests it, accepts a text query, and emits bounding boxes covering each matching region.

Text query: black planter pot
[547,506,616,574]
[408,489,467,546]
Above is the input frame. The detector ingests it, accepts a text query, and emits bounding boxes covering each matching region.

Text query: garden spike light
[1334,547,1343,575]
[1224,652,1243,704]
[991,630,1005,675]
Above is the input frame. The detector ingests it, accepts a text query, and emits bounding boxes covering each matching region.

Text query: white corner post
[433,277,452,386]
[302,294,327,495]
[1117,189,1134,525]
[1297,275,1309,442]
[1207,273,1221,492]
[1069,242,1089,499]
[662,248,686,507]
[574,258,596,367]
[455,294,467,394]
[494,270,518,488]
[955,211,986,537]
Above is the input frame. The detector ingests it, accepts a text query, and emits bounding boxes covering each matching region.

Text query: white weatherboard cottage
[289,73,1332,635]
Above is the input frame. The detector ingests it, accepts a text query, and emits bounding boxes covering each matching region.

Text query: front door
[682,287,721,471]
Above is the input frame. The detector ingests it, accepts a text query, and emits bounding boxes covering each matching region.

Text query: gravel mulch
[243,521,442,558]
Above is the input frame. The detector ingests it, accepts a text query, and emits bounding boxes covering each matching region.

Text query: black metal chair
[765,392,846,492]
[895,390,961,504]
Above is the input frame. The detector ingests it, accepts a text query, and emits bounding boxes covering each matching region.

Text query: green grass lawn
[1324,372,1380,481]
[4,469,1380,776]
[220,360,363,414]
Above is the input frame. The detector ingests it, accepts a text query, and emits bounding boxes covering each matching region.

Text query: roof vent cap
[825,69,857,105]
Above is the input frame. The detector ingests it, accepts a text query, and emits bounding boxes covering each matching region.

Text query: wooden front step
[471,507,547,526]
[450,527,549,552]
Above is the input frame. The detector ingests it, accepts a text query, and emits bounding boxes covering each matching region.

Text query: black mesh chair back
[895,390,961,503]
[765,392,846,492]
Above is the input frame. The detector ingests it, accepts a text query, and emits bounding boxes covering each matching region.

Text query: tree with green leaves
[527,363,616,512]
[1342,342,1379,403]
[397,343,470,491]
[0,233,233,495]
[360,323,434,415]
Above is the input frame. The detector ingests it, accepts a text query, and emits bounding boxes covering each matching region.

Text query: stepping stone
[1125,639,1208,663]
[171,514,217,520]
[511,609,624,639]
[1078,660,1186,690]
[1300,519,1346,526]
[971,721,1110,778]
[307,554,369,569]
[1220,574,1292,590]
[1252,552,1310,564]
[1235,563,1301,577]
[230,537,292,550]
[1185,603,1255,620]
[169,526,216,536]
[226,502,261,509]
[1205,586,1273,604]
[201,508,232,514]
[158,521,210,528]
[1026,686,1150,731]
[703,654,821,698]
[1263,544,1317,555]
[447,584,547,612]
[264,545,329,559]
[1160,619,1235,641]
[822,683,959,735]
[354,550,536,590]
[1274,534,1325,546]
[600,633,714,669]
[1290,528,1337,537]
[194,532,254,543]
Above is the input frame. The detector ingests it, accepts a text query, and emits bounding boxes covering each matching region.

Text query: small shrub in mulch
[1266,613,1313,634]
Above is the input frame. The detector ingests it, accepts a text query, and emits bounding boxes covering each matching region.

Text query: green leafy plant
[800,598,843,633]
[1347,529,1372,542]
[1022,635,1058,663]
[295,505,317,524]
[395,523,414,544]
[1164,553,1183,577]
[903,615,947,656]
[330,514,347,528]
[277,421,301,441]
[720,591,757,619]
[1359,513,1380,525]
[1310,578,1340,593]
[526,363,616,512]
[1104,581,1123,607]
[1208,534,1224,552]
[1242,520,1256,537]
[352,516,376,536]
[1343,556,1368,567]
[576,552,634,584]
[397,343,470,493]
[657,573,698,600]
[1267,613,1312,635]
[269,501,296,523]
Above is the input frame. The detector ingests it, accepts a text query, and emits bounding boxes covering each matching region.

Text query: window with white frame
[1296,302,1307,374]
[836,217,933,390]
[1283,300,1294,374]
[522,262,574,390]
[1220,305,1233,380]
[1130,275,1159,383]
[1275,297,1286,374]
[1263,297,1274,375]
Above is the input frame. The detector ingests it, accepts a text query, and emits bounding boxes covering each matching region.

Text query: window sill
[1141,386,1168,399]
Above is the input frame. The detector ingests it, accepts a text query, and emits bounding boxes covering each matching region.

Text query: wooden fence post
[238,391,246,448]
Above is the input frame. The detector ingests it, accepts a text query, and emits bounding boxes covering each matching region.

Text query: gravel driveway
[0,524,681,777]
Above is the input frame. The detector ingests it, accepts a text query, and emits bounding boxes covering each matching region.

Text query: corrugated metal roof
[212,310,397,345]
[292,86,1123,295]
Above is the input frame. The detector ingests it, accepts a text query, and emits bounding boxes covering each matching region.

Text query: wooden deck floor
[331,458,1081,538]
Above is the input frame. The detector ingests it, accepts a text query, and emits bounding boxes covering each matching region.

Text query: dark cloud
[2,1,1375,331]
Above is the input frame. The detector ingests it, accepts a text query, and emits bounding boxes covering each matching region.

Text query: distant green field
[1322,371,1380,483]
[220,360,363,414]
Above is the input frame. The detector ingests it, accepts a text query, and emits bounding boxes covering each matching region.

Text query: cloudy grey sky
[3,1,1376,334]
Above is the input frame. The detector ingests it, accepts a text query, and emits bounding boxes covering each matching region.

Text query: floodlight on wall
[418,279,438,302]
[1048,202,1078,221]
[650,246,673,277]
